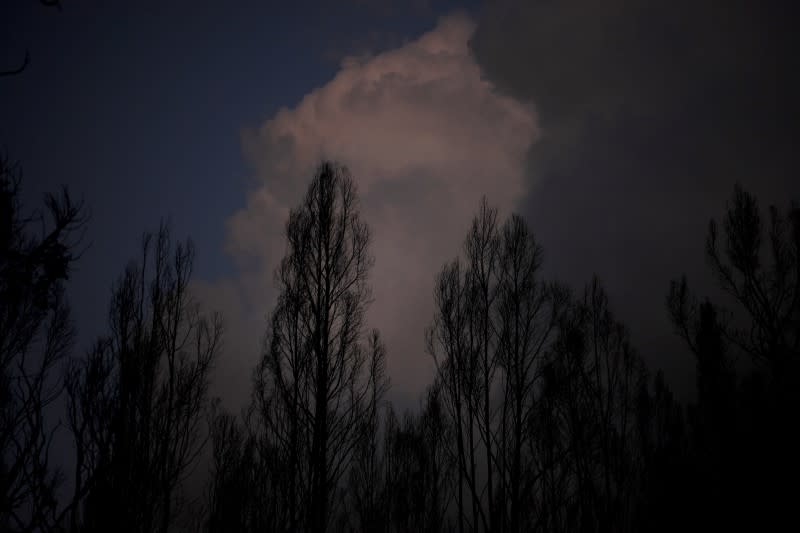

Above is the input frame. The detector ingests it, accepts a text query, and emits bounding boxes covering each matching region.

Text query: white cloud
[196,13,538,410]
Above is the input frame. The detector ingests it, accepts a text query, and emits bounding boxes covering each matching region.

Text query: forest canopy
[1,157,798,532]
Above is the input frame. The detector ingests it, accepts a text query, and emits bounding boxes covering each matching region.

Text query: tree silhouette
[346,380,454,533]
[249,162,388,532]
[1,156,85,531]
[540,279,649,532]
[493,213,566,533]
[633,370,687,533]
[424,198,695,533]
[64,224,221,533]
[204,400,269,533]
[427,200,572,532]
[667,184,800,530]
[0,0,63,78]
[4,150,785,532]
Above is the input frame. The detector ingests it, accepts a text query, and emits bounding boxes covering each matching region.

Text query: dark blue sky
[1,0,478,345]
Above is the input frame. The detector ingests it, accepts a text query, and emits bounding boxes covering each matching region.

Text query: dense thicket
[0,158,796,532]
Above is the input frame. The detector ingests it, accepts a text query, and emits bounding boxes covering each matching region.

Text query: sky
[2,0,798,414]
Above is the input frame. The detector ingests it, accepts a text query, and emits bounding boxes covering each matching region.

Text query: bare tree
[427,200,566,533]
[427,256,478,532]
[427,199,662,533]
[347,331,390,533]
[668,184,800,530]
[1,156,84,531]
[384,383,455,533]
[670,184,800,374]
[541,279,648,532]
[633,370,687,533]
[64,223,221,533]
[494,214,565,533]
[204,399,274,533]
[252,162,388,532]
[347,379,454,533]
[1,0,63,78]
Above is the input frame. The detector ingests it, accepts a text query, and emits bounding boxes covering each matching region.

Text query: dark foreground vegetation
[2,158,798,532]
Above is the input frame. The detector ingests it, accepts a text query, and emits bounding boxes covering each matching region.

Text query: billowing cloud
[196,13,538,410]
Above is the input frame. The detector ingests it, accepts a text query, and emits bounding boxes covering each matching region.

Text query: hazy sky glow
[2,0,797,412]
